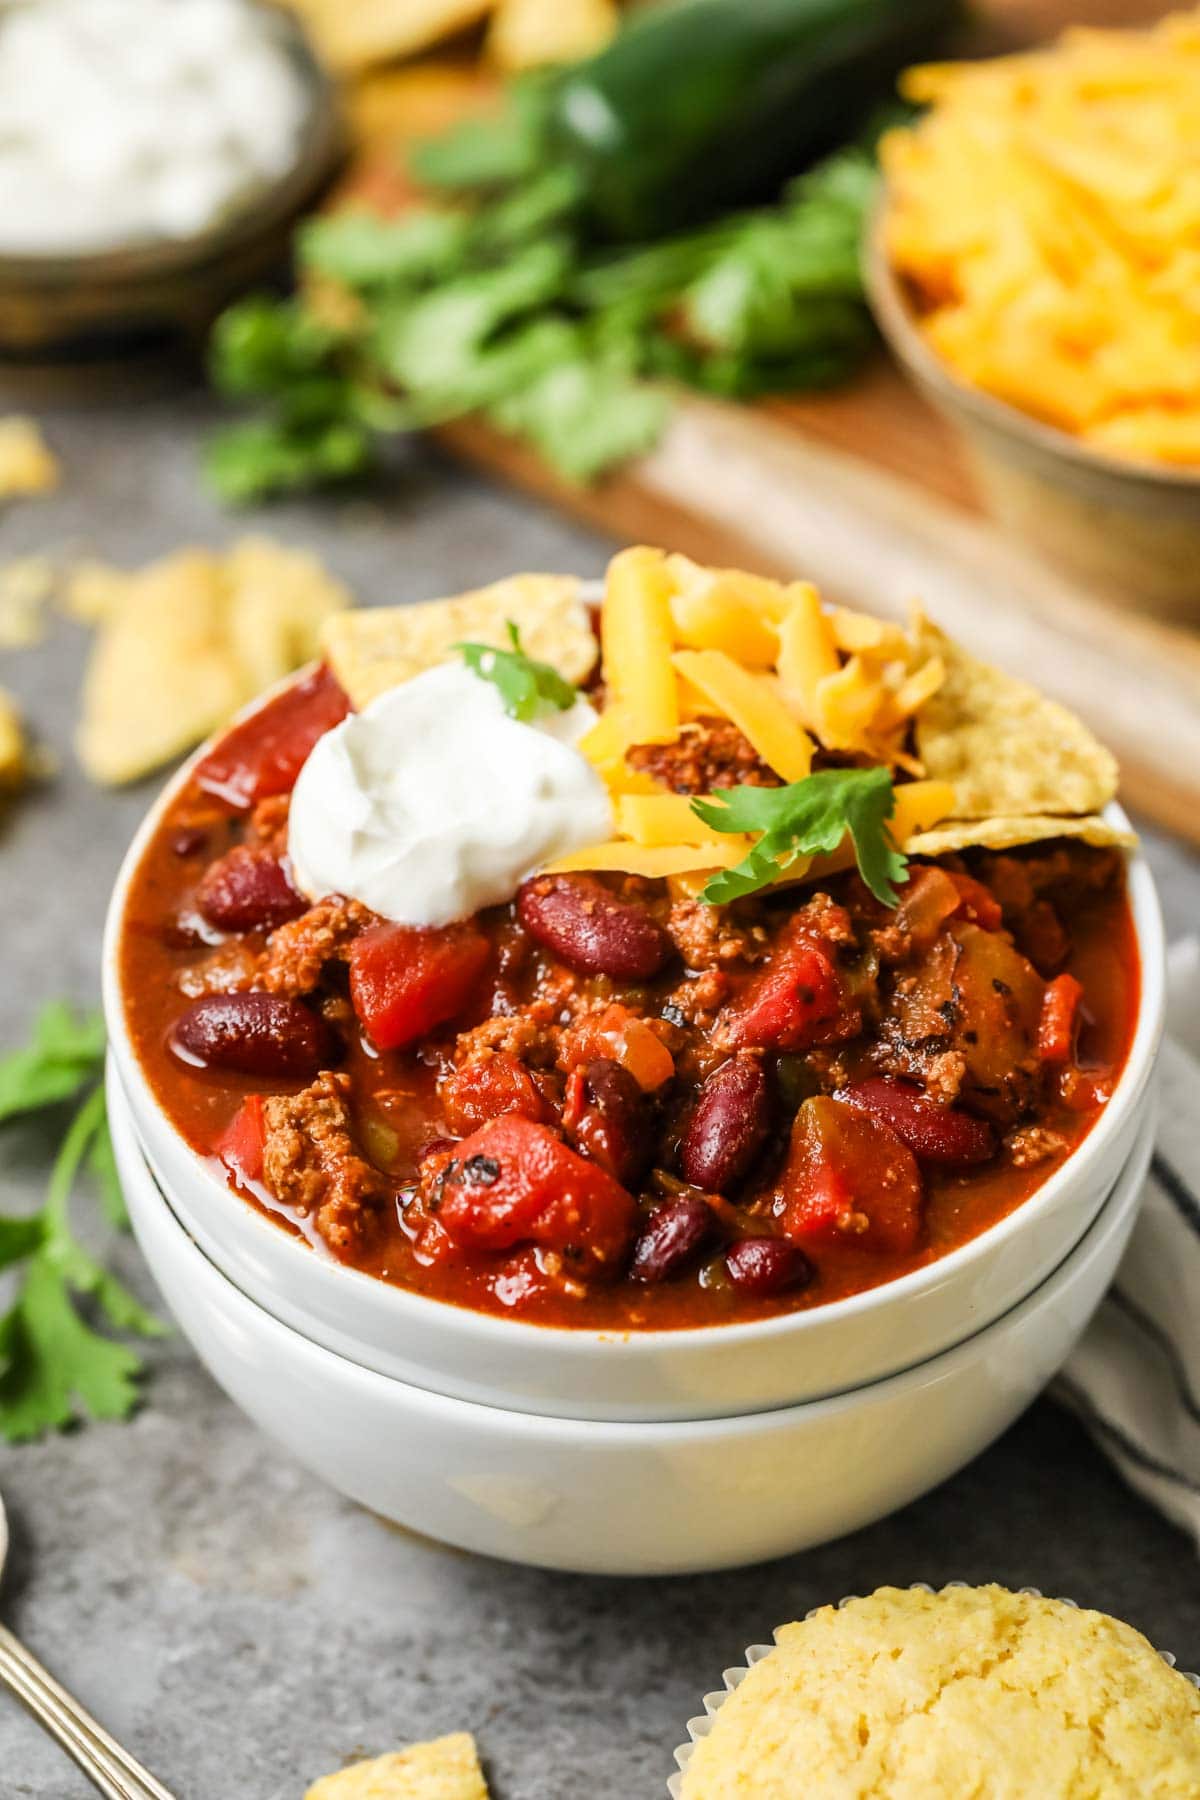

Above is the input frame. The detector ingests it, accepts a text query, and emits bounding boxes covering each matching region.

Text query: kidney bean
[170,993,337,1079]
[517,875,671,980]
[568,1058,654,1187]
[195,845,306,933]
[725,1236,812,1297]
[837,1077,994,1166]
[630,1194,714,1284]
[680,1054,772,1193]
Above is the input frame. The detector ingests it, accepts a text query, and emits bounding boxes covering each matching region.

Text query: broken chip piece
[0,416,58,498]
[305,1732,489,1800]
[0,686,26,791]
[76,538,353,786]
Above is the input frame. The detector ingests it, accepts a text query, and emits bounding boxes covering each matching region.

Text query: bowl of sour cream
[0,0,341,365]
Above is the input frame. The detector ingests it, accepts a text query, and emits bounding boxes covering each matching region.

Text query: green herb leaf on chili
[693,766,909,908]
[457,621,577,723]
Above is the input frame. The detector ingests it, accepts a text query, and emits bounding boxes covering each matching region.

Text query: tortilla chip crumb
[0,688,27,791]
[0,555,56,647]
[305,1732,489,1800]
[0,417,59,498]
[76,538,354,786]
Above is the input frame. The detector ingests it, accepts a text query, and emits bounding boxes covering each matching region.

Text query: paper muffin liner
[667,1582,1200,1796]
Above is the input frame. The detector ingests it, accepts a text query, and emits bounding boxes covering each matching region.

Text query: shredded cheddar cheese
[560,547,961,889]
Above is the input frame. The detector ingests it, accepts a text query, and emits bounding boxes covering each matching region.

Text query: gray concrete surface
[1,391,1198,1799]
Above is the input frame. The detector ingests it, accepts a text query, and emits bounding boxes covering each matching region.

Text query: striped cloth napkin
[1056,939,1200,1544]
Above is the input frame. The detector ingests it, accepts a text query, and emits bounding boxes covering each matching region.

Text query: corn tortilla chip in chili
[322,572,596,710]
[912,619,1118,821]
[305,1732,489,1800]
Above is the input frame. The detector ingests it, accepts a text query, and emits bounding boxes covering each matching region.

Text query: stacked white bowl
[103,766,1165,1576]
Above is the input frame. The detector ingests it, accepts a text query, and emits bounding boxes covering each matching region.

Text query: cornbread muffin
[679,1584,1200,1798]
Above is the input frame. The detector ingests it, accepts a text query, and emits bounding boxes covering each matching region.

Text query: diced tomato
[1038,972,1084,1063]
[562,1003,675,1092]
[427,1115,637,1275]
[726,924,850,1053]
[215,1095,266,1186]
[195,666,350,808]
[440,1052,546,1136]
[945,871,1004,932]
[776,1096,922,1254]
[349,921,490,1053]
[837,1077,995,1166]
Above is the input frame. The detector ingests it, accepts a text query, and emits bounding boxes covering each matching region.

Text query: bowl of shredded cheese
[0,0,341,369]
[867,9,1200,622]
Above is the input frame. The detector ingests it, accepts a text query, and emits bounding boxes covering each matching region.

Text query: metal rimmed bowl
[864,205,1200,624]
[0,2,343,379]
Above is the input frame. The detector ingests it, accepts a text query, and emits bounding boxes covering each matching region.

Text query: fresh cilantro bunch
[0,1004,164,1443]
[457,621,576,722]
[205,144,877,503]
[693,767,909,907]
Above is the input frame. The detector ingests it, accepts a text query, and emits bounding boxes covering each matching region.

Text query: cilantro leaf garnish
[456,621,576,723]
[0,1000,106,1123]
[693,767,909,908]
[0,1005,165,1443]
[204,141,877,503]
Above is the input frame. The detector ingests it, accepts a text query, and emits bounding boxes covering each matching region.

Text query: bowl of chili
[108,1057,1152,1575]
[103,599,1163,1422]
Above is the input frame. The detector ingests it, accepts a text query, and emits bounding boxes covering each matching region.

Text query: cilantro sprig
[693,766,909,907]
[204,146,876,503]
[456,621,576,723]
[0,1004,165,1443]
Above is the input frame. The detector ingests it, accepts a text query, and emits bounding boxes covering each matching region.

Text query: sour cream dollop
[288,661,614,928]
[0,0,311,255]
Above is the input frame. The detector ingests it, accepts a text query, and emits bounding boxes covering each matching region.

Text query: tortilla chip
[223,536,353,695]
[282,0,491,72]
[913,620,1118,819]
[488,0,618,69]
[0,688,26,791]
[305,1733,489,1800]
[906,813,1135,858]
[77,552,246,786]
[323,573,595,711]
[76,540,353,785]
[0,416,58,498]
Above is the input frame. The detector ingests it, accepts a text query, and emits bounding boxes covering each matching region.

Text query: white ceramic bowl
[103,690,1164,1421]
[110,1061,1152,1576]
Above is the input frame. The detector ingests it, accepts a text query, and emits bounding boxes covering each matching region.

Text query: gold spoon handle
[0,1622,177,1800]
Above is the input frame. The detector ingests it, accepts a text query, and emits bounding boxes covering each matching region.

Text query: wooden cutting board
[361,0,1200,840]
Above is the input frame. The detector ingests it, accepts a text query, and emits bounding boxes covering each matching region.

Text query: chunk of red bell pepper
[349,920,490,1052]
[1038,972,1084,1063]
[215,1094,266,1187]
[428,1114,637,1275]
[726,924,847,1052]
